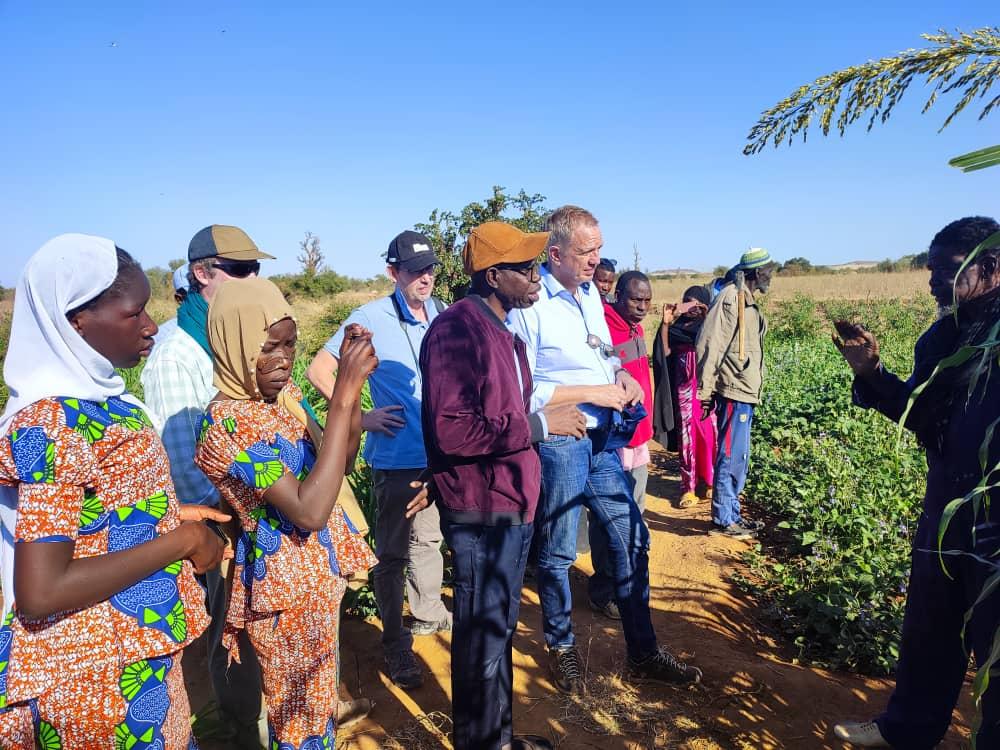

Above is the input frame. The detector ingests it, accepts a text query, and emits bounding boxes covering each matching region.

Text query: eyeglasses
[496,263,541,282]
[212,260,260,278]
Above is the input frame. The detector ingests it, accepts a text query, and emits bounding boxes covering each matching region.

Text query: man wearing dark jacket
[832,216,1000,748]
[420,222,586,750]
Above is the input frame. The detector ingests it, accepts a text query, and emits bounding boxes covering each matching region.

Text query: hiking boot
[384,650,423,690]
[548,646,586,695]
[709,522,755,539]
[589,598,621,620]
[628,646,702,685]
[678,492,700,509]
[336,698,372,729]
[833,720,889,747]
[410,614,452,636]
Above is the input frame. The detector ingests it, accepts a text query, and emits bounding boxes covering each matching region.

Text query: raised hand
[832,320,881,377]
[334,331,379,398]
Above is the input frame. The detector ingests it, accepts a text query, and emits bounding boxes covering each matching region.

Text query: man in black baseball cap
[385,230,440,271]
[305,229,451,691]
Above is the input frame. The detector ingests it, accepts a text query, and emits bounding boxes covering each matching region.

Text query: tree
[168,258,185,271]
[415,186,549,302]
[632,243,642,271]
[743,28,1000,171]
[298,232,324,276]
[779,257,814,276]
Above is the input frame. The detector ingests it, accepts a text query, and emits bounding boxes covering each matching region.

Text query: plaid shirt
[140,328,220,506]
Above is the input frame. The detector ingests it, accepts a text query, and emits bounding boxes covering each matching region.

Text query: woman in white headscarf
[0,235,228,748]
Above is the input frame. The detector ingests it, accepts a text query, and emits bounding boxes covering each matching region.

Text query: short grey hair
[544,205,599,251]
[187,258,216,294]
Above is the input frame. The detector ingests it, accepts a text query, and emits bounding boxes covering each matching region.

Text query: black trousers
[442,519,533,750]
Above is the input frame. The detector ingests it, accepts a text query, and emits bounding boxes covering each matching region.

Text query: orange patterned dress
[194,384,377,749]
[0,395,209,749]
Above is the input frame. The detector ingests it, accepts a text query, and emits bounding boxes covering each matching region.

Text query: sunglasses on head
[211,260,260,278]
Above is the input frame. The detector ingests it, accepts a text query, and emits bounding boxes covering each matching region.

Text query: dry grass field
[649,269,927,305]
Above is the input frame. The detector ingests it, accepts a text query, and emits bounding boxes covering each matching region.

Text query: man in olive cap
[142,224,273,744]
[695,247,774,539]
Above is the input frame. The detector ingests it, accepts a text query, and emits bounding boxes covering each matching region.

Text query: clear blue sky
[1,1,996,285]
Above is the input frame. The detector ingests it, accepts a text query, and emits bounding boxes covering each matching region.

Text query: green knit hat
[738,247,771,270]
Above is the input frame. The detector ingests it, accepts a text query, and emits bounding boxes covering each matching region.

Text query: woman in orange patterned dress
[194,278,405,749]
[0,235,229,749]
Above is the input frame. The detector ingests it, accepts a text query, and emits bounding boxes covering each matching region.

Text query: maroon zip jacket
[419,295,544,525]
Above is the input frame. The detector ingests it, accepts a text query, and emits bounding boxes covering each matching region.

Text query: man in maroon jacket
[420,222,586,750]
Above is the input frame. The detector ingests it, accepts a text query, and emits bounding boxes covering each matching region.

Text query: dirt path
[187,446,973,749]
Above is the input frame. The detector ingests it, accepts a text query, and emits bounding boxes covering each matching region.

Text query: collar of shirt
[392,286,434,325]
[540,263,592,301]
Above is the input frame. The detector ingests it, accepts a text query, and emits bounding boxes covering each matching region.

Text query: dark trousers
[876,508,1000,748]
[442,519,533,750]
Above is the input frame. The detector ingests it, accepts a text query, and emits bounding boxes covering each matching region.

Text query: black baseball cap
[386,231,440,272]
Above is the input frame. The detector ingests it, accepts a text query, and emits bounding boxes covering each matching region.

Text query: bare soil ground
[186,445,973,749]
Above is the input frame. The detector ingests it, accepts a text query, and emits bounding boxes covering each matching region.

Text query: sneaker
[589,598,621,620]
[384,650,423,690]
[678,492,700,509]
[548,646,586,695]
[739,519,765,532]
[833,720,889,747]
[709,522,755,539]
[410,614,452,636]
[627,646,702,685]
[336,698,372,729]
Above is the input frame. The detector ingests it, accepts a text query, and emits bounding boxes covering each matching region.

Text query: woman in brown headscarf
[194,277,398,747]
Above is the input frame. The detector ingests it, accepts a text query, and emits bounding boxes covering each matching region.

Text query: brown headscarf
[206,277,299,410]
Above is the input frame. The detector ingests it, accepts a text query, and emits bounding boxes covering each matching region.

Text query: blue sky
[1,1,996,285]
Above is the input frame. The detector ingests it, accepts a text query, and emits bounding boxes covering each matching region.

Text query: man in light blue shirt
[306,230,451,691]
[508,205,702,695]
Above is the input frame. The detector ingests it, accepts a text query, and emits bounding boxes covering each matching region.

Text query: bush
[741,296,935,673]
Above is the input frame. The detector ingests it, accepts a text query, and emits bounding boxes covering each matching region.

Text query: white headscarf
[0,233,124,620]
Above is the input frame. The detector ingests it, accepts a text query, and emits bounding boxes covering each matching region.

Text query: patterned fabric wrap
[250,576,346,748]
[673,344,718,494]
[0,651,197,749]
[194,383,376,652]
[0,397,209,705]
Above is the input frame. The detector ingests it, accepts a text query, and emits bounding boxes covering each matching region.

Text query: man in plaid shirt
[142,224,272,746]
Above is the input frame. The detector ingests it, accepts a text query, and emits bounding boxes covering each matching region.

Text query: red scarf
[603,303,653,446]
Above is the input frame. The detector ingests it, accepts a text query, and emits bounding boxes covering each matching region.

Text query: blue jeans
[536,434,657,661]
[712,398,754,527]
[442,520,533,750]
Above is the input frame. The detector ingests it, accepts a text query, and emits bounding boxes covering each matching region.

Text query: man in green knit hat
[694,247,775,538]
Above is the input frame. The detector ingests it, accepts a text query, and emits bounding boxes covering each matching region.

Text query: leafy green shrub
[742,296,934,674]
[298,301,359,358]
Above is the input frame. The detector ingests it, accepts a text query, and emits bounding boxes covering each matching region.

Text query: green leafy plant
[740,296,934,673]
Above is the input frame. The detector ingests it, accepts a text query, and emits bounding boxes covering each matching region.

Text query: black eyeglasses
[496,262,541,281]
[212,260,260,278]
